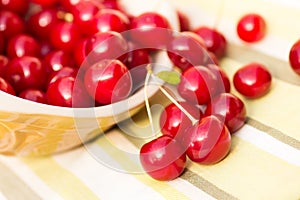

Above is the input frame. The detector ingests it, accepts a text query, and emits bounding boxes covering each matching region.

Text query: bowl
[0,0,179,156]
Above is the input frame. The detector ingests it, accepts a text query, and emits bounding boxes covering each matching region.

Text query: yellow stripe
[22,157,100,200]
[96,132,190,200]
[188,136,300,200]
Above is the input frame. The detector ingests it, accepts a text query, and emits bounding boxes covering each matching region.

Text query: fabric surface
[0,57,300,200]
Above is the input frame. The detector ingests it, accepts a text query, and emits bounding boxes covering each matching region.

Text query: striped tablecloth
[0,57,300,200]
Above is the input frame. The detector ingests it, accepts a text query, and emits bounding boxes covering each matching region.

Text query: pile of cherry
[0,0,299,181]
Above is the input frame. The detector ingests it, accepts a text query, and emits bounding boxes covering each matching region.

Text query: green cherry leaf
[156,70,181,85]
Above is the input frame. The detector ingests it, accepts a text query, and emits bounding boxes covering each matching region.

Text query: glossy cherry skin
[140,135,187,181]
[0,10,25,39]
[0,0,29,16]
[6,34,41,58]
[206,64,231,94]
[178,66,218,105]
[0,55,9,77]
[71,0,103,36]
[193,26,227,58]
[205,93,246,133]
[177,11,190,32]
[5,56,47,93]
[167,31,207,71]
[159,101,203,138]
[85,31,128,65]
[19,89,47,104]
[182,116,231,164]
[47,66,78,86]
[84,59,132,105]
[101,0,122,10]
[43,50,74,73]
[233,62,272,98]
[39,41,53,57]
[130,12,171,49]
[0,77,15,95]
[237,13,266,43]
[27,8,61,40]
[30,0,59,7]
[289,39,300,76]
[91,9,130,34]
[47,76,93,108]
[50,22,82,53]
[73,38,89,68]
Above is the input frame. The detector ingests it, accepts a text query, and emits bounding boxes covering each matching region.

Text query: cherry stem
[146,64,199,126]
[144,64,156,136]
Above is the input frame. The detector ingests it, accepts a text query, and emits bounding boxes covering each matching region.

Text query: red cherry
[91,9,129,34]
[289,39,300,76]
[6,34,41,58]
[73,38,89,68]
[0,55,9,77]
[0,0,29,16]
[206,64,231,93]
[0,10,25,40]
[177,11,190,32]
[5,56,47,93]
[60,0,81,11]
[183,116,231,164]
[47,66,78,86]
[0,32,5,54]
[0,77,15,95]
[193,26,227,58]
[159,101,202,138]
[178,66,218,105]
[70,0,103,36]
[43,50,74,73]
[85,31,128,65]
[50,22,82,52]
[140,135,186,181]
[167,31,207,71]
[84,59,132,105]
[101,0,122,10]
[19,89,47,104]
[237,13,266,43]
[233,62,272,98]
[39,41,53,57]
[205,93,246,133]
[47,76,93,107]
[27,8,61,40]
[30,0,59,7]
[130,12,171,49]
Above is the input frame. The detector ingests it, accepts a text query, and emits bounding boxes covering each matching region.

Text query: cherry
[237,13,266,43]
[233,62,272,98]
[73,38,89,68]
[6,34,41,58]
[130,12,171,49]
[0,32,5,54]
[140,135,186,181]
[205,93,246,133]
[47,66,78,86]
[50,22,82,53]
[39,41,53,57]
[167,31,207,71]
[84,59,132,105]
[289,39,300,76]
[0,10,25,40]
[5,56,47,93]
[43,50,74,73]
[70,0,103,36]
[85,31,128,65]
[101,0,122,11]
[0,77,15,95]
[91,9,129,34]
[60,0,81,11]
[0,55,9,77]
[193,26,227,58]
[182,116,231,164]
[206,64,231,93]
[0,0,29,16]
[177,11,190,32]
[159,101,202,138]
[30,0,59,7]
[47,76,93,108]
[177,66,219,105]
[19,89,47,104]
[27,8,61,40]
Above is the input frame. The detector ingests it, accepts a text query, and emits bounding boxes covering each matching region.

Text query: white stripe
[0,156,63,200]
[236,125,300,166]
[53,146,165,200]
